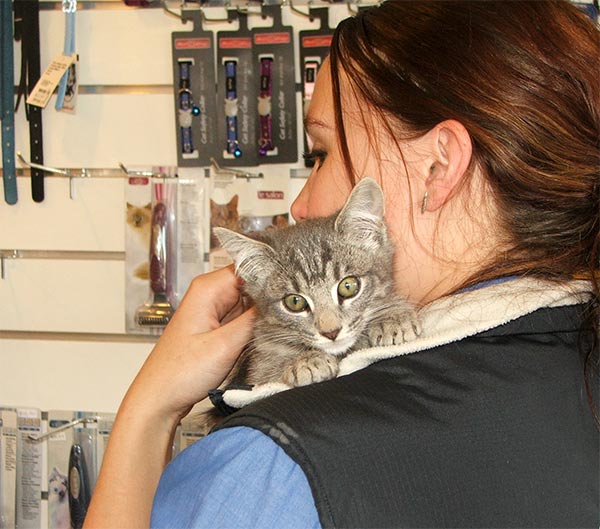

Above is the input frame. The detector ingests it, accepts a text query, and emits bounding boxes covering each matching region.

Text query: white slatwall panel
[0,339,150,411]
[15,93,177,168]
[0,260,124,333]
[0,2,345,422]
[0,177,124,251]
[2,6,196,420]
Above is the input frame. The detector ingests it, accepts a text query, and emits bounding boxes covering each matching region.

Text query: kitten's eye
[283,294,309,313]
[338,276,360,300]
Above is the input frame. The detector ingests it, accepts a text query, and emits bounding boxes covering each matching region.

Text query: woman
[85,1,599,527]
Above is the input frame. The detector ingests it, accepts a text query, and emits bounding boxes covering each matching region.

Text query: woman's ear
[422,120,473,212]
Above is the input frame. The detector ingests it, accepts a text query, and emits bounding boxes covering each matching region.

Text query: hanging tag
[58,55,79,113]
[26,53,76,108]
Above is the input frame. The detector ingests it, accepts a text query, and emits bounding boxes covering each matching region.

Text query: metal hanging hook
[235,3,264,17]
[27,416,100,443]
[287,0,314,20]
[17,152,71,177]
[118,162,156,177]
[210,157,264,180]
[61,0,77,13]
[161,0,186,22]
[17,152,92,199]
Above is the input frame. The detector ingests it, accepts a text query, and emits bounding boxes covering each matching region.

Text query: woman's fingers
[167,266,243,335]
[189,307,257,386]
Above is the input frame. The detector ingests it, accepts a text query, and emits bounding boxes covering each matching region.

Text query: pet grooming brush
[68,444,91,529]
[136,182,175,327]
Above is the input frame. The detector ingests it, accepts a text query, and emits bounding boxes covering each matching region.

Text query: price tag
[26,54,76,108]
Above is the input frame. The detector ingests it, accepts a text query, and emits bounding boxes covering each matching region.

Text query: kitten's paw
[283,352,339,386]
[368,310,422,346]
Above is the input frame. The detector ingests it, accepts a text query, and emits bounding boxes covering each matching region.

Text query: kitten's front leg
[282,351,339,387]
[365,301,422,347]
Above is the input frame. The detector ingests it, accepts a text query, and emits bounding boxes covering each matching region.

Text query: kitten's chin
[316,336,357,356]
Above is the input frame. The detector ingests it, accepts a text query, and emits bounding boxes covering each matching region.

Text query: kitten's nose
[321,328,341,341]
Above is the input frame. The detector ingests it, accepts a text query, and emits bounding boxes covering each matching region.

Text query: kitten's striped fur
[214,178,421,390]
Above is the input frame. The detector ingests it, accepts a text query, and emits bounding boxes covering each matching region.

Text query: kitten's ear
[334,177,386,242]
[213,227,276,283]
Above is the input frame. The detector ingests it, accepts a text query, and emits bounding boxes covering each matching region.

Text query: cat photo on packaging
[201,178,421,429]
[209,191,290,270]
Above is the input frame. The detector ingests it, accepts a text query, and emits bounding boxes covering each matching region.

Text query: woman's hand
[84,266,255,529]
[124,265,256,427]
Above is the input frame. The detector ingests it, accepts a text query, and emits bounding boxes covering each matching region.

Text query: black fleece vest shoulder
[214,305,599,528]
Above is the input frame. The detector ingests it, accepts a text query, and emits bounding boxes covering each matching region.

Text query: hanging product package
[209,171,290,272]
[175,167,209,293]
[46,411,111,529]
[46,410,75,529]
[216,11,258,167]
[0,409,18,529]
[171,11,218,166]
[15,408,42,529]
[125,169,179,334]
[299,7,333,166]
[251,5,297,164]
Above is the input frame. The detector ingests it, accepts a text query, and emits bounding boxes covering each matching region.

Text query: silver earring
[421,191,429,214]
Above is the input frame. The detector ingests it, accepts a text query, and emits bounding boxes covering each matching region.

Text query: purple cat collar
[224,60,242,158]
[258,56,274,156]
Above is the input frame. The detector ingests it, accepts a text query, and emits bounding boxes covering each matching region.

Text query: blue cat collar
[55,0,76,111]
[178,60,197,155]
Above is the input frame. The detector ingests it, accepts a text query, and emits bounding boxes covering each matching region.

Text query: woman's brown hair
[329,0,599,418]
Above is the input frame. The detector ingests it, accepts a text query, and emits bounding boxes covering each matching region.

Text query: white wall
[0,1,351,416]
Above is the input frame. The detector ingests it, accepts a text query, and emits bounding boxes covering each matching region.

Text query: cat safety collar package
[216,11,258,167]
[172,7,298,167]
[172,12,218,167]
[209,171,290,272]
[252,5,297,164]
[298,8,334,166]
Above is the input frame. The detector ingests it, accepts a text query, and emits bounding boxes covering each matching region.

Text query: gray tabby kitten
[213,177,421,390]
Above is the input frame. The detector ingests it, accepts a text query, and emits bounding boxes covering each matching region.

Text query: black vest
[215,305,599,528]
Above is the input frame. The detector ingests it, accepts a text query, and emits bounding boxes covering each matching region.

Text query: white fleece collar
[220,278,592,410]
